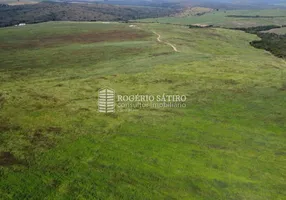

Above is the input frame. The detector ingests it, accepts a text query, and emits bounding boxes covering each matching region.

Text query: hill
[0,2,177,27]
[174,6,213,17]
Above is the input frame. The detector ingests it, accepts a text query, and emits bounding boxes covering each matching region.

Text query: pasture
[0,0,39,5]
[138,9,286,28]
[0,22,286,199]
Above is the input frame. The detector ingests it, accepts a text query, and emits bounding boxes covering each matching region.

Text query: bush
[250,33,286,58]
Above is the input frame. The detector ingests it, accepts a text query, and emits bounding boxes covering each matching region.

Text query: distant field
[264,27,286,34]
[0,0,39,5]
[138,9,286,28]
[0,22,286,199]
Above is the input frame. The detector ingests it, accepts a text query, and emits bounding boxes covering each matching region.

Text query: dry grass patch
[0,29,150,50]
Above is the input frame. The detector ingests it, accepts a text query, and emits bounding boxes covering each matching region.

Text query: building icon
[98,88,115,113]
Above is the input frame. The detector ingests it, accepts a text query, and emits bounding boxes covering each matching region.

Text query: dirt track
[152,31,178,52]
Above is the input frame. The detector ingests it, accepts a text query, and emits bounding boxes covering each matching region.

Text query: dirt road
[152,31,178,52]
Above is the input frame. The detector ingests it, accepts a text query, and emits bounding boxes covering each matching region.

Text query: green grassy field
[0,21,286,199]
[138,9,286,28]
[0,0,40,5]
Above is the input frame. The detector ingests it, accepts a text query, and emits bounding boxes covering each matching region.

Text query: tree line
[0,2,177,27]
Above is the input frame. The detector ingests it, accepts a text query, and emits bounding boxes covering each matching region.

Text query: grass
[137,9,286,28]
[0,0,40,5]
[0,21,286,199]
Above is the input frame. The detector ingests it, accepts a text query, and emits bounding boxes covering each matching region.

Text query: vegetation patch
[281,82,286,91]
[231,25,282,34]
[0,92,5,109]
[231,25,286,58]
[227,15,286,18]
[189,24,214,28]
[250,33,286,58]
[29,128,60,148]
[263,27,286,35]
[0,152,23,166]
[175,7,213,17]
[0,2,177,27]
[0,29,150,50]
[0,117,21,132]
